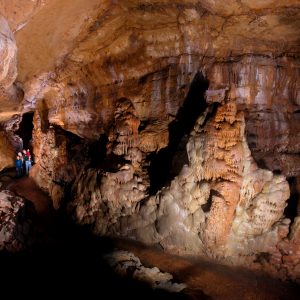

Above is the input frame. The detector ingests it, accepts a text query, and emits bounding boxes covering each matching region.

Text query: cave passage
[148,72,209,195]
[15,112,34,151]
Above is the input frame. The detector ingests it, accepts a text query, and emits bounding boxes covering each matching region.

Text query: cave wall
[0,14,20,124]
[1,0,300,281]
[65,56,299,281]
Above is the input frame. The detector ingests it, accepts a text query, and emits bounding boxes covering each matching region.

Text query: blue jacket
[16,159,22,168]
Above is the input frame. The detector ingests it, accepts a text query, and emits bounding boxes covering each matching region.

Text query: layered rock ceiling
[1,0,300,281]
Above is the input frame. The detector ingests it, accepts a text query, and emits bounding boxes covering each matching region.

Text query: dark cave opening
[148,72,209,195]
[87,135,129,172]
[15,112,34,152]
[284,177,299,223]
[88,134,108,168]
[53,125,84,160]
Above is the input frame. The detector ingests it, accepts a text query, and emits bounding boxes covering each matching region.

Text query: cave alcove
[148,72,209,195]
[284,177,300,223]
[87,134,130,173]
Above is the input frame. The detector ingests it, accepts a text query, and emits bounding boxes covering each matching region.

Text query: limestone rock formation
[275,217,300,283]
[0,131,14,172]
[0,0,46,33]
[0,190,30,251]
[0,15,20,124]
[0,15,17,91]
[0,0,300,282]
[105,250,187,292]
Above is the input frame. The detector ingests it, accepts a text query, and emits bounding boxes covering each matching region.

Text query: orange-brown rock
[0,16,17,90]
[0,15,20,125]
[0,0,46,33]
[0,0,300,283]
[0,129,14,171]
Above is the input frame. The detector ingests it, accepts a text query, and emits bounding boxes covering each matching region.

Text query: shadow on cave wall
[0,215,194,300]
[245,117,299,225]
[284,177,299,223]
[148,72,209,195]
[87,134,130,172]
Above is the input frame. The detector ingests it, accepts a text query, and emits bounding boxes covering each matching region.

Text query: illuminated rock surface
[0,0,300,284]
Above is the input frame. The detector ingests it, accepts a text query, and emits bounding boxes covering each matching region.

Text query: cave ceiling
[1,0,299,84]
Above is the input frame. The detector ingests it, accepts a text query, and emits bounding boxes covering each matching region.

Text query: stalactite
[126,117,140,147]
[119,135,128,155]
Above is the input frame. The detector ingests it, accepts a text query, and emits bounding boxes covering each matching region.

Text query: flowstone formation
[0,0,300,282]
[105,250,187,293]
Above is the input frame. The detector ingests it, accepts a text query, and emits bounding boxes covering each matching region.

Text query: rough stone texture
[0,129,14,172]
[12,0,300,86]
[0,114,24,171]
[30,112,85,209]
[0,0,300,282]
[0,190,30,251]
[0,15,22,170]
[105,250,187,292]
[0,15,17,90]
[0,0,46,33]
[0,15,20,123]
[273,217,300,283]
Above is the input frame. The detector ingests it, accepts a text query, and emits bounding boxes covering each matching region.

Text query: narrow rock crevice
[15,112,34,152]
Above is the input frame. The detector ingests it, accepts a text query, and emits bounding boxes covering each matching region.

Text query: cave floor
[0,172,299,299]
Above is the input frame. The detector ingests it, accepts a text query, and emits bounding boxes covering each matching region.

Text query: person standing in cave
[25,155,32,175]
[15,156,23,178]
[22,149,27,175]
[18,151,24,175]
[26,149,31,159]
[18,151,23,160]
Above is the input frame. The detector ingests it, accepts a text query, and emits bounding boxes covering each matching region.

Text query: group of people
[15,149,33,177]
